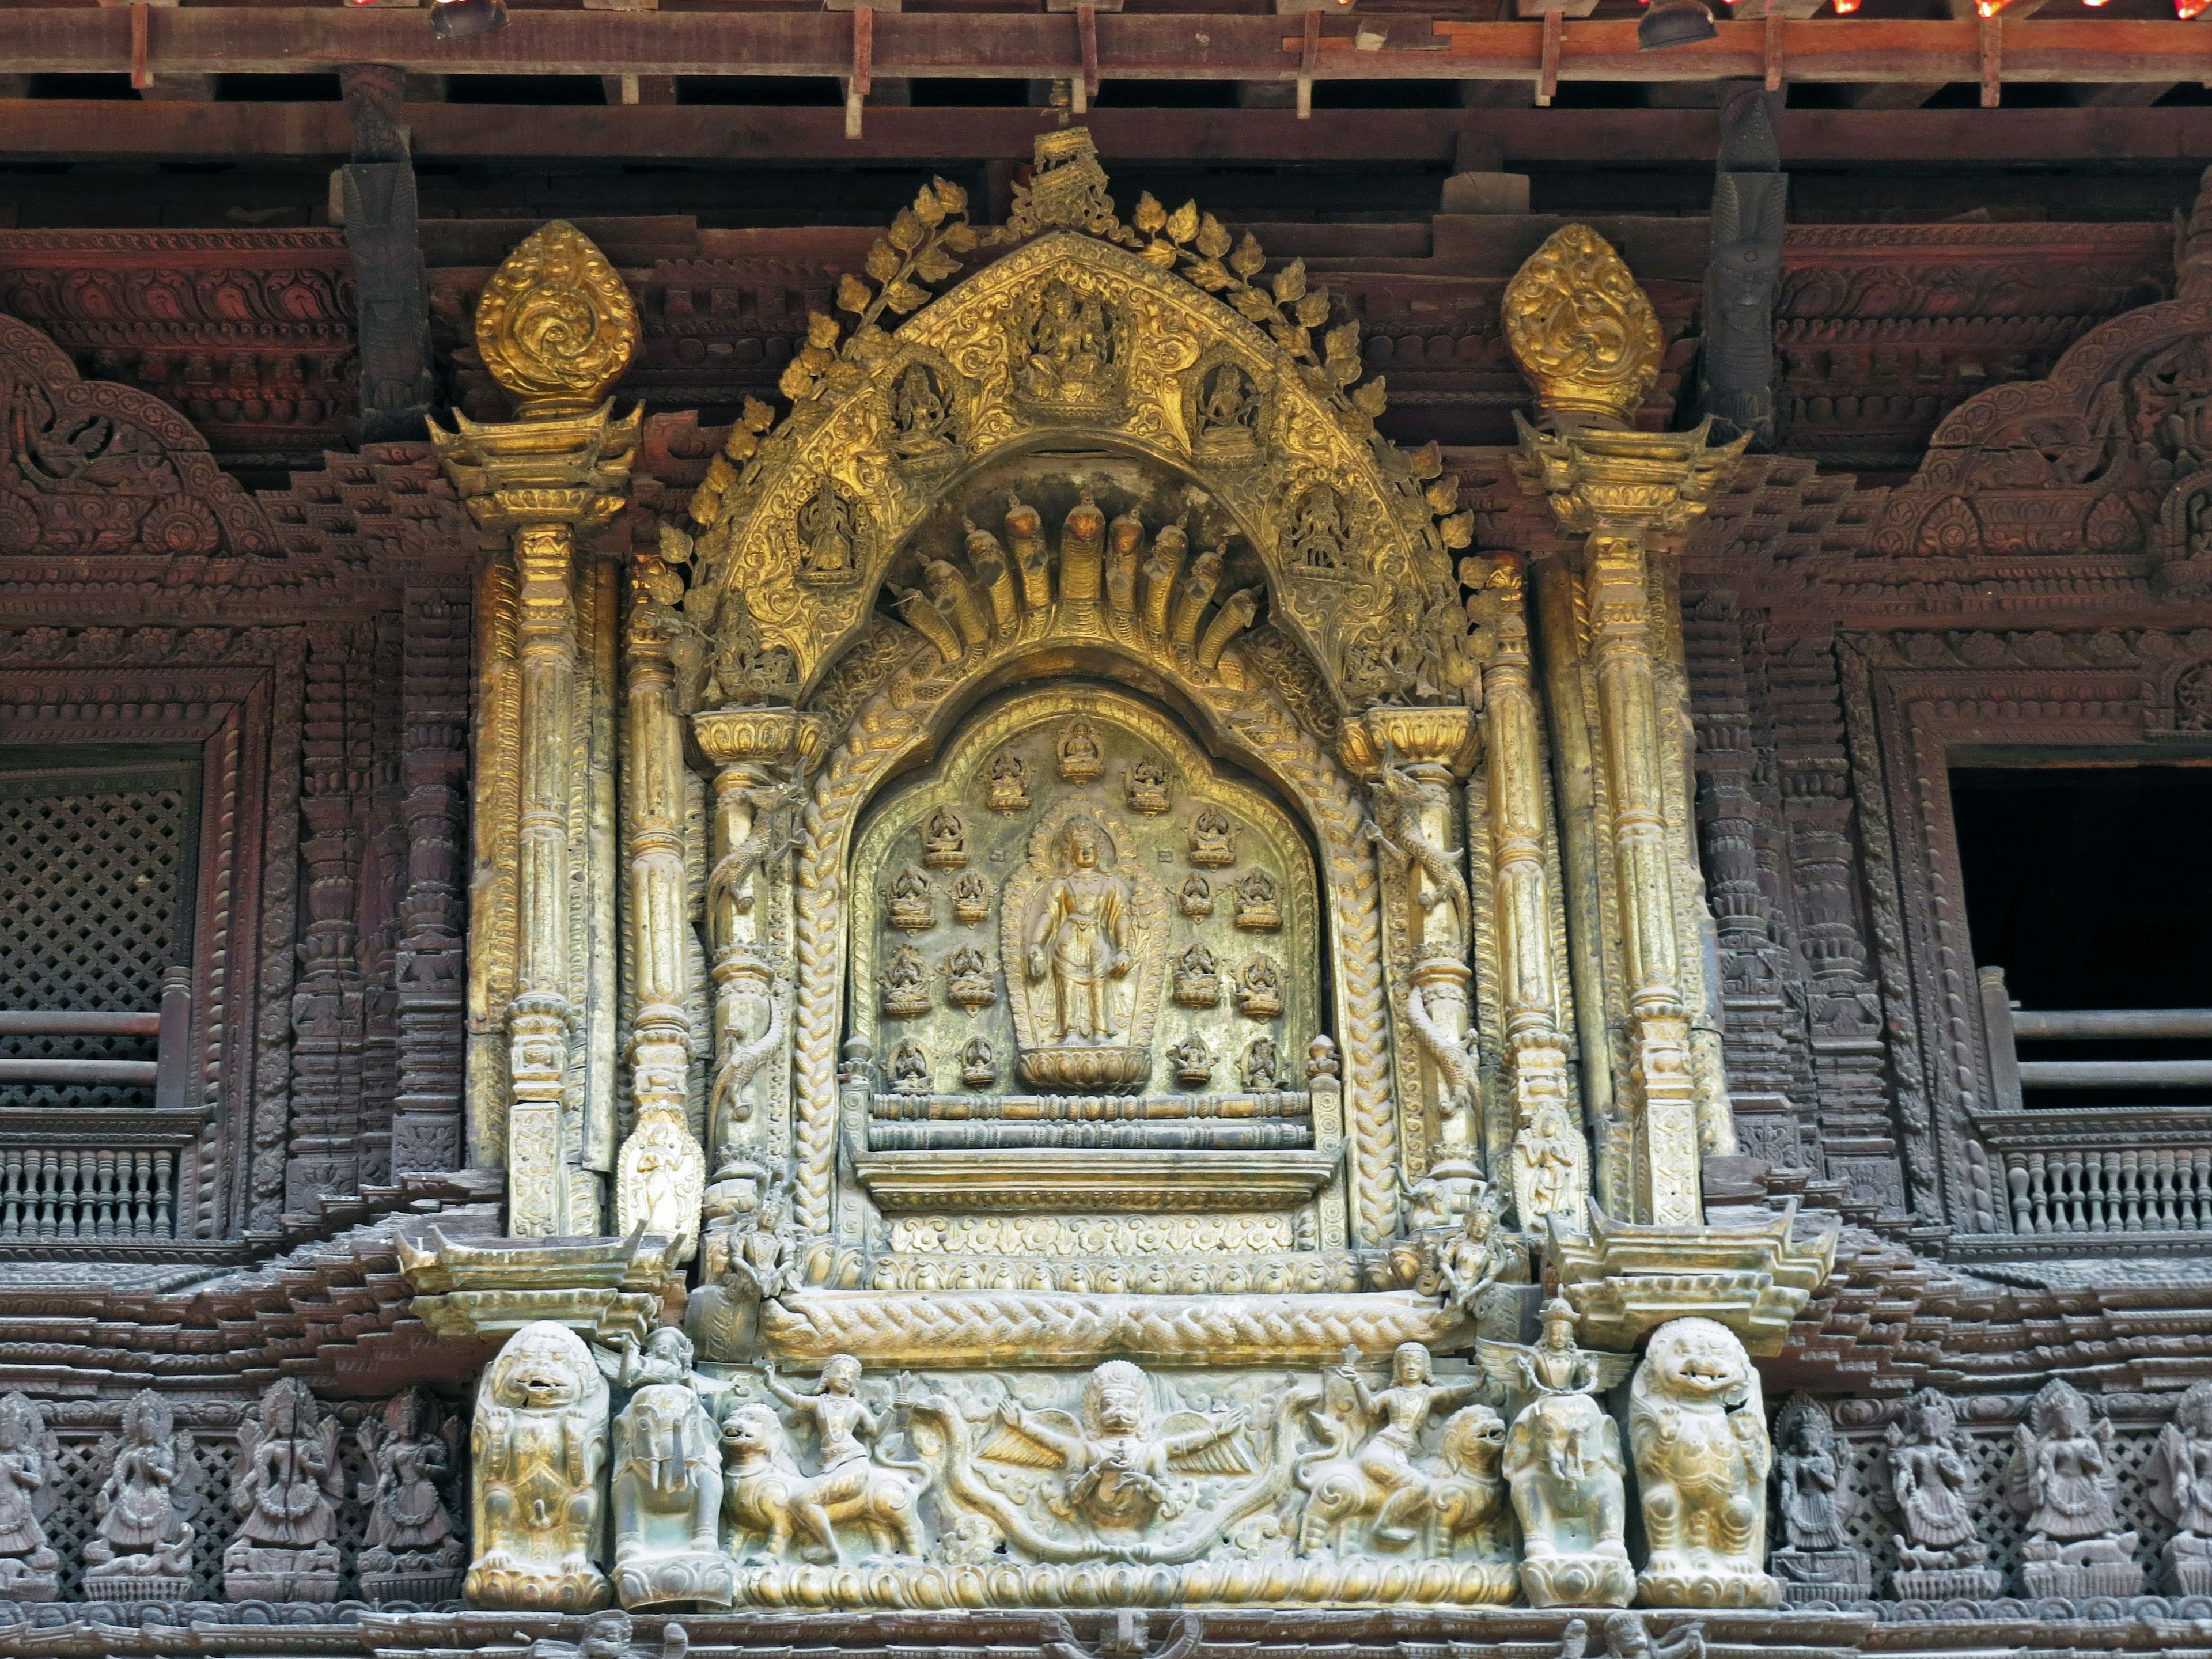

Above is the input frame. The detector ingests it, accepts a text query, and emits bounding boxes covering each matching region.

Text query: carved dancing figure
[1627,1317,1781,1607]
[2151,1378,2212,1593]
[1877,1386,1999,1597]
[85,1388,195,1597]
[1770,1393,1871,1603]
[359,1388,467,1603]
[1024,816,1132,1043]
[2006,1377,2142,1597]
[1330,1344,1486,1546]
[226,1376,343,1601]
[0,1394,59,1599]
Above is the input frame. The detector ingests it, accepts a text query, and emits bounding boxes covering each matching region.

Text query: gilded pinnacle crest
[1502,224,1664,426]
[473,220,640,418]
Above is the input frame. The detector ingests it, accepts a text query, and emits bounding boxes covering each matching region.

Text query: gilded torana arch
[426,131,1834,1614]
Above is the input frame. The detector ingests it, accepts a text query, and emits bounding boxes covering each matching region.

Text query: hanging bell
[1638,0,1718,48]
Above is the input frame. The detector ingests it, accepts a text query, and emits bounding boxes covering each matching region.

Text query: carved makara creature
[468,1320,613,1612]
[611,1377,737,1609]
[226,1377,344,1601]
[2006,1377,2143,1598]
[84,1388,195,1597]
[721,1357,927,1564]
[0,1394,60,1600]
[1490,1306,1634,1608]
[359,1387,467,1604]
[2151,1378,2212,1593]
[1627,1317,1780,1608]
[1767,1393,1870,1603]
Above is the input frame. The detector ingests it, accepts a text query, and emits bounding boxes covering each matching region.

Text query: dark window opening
[1953,763,2212,1108]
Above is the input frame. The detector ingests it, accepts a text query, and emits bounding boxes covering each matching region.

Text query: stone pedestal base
[1772,1548,1872,1605]
[613,1547,738,1611]
[1638,1565,1783,1609]
[225,1541,342,1603]
[1518,1547,1635,1609]
[1893,1565,2004,1600]
[2021,1558,2144,1599]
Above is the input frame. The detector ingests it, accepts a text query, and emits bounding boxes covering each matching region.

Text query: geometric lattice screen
[0,763,192,1110]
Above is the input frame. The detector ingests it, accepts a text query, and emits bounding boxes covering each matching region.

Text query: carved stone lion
[467,1321,613,1612]
[1627,1317,1782,1608]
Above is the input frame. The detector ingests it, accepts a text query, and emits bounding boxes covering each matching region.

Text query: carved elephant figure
[718,1403,928,1565]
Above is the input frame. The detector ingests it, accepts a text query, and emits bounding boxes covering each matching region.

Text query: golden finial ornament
[472,220,640,418]
[1501,224,1663,426]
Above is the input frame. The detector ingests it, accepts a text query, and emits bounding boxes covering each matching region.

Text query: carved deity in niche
[881,945,930,1018]
[891,1039,932,1095]
[1241,1035,1281,1091]
[1877,1386,2001,1598]
[952,872,991,926]
[85,1388,194,1599]
[891,361,956,462]
[1020,278,1124,411]
[1770,1394,1871,1604]
[1233,867,1281,931]
[1172,1033,1213,1085]
[946,945,996,1010]
[960,1035,997,1088]
[1237,956,1283,1020]
[1189,806,1234,866]
[1172,942,1221,1009]
[2006,1377,2142,1598]
[1125,757,1172,815]
[1179,873,1213,918]
[923,806,968,869]
[0,1395,59,1600]
[797,482,858,580]
[359,1388,467,1604]
[887,867,934,933]
[1287,484,1349,574]
[1057,722,1104,783]
[986,752,1032,813]
[467,1320,612,1612]
[226,1377,343,1601]
[2150,1378,2212,1593]
[1192,360,1262,464]
[1025,816,1131,1041]
[1628,1318,1781,1608]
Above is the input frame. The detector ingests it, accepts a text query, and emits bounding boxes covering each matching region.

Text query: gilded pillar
[1503,224,1745,1225]
[1474,558,1588,1227]
[690,708,825,1221]
[433,219,641,1237]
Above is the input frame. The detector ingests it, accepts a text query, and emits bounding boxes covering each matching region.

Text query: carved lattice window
[0,755,197,1110]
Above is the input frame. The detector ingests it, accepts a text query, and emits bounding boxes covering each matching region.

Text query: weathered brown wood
[2,10,2208,84]
[8,98,2212,163]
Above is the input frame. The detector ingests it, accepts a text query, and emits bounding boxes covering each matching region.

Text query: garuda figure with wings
[981,1360,1253,1543]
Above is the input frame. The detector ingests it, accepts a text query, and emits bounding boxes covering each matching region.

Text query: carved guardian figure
[468,1320,613,1611]
[1628,1317,1781,1608]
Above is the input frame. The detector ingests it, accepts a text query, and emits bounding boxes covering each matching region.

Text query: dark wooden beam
[1,11,2207,87]
[6,100,2212,165]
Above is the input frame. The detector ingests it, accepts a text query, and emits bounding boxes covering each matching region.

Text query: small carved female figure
[2006,1377,2141,1597]
[1024,816,1132,1043]
[0,1395,58,1600]
[1338,1344,1486,1546]
[2152,1378,2212,1592]
[1770,1393,1871,1603]
[1877,1386,1999,1596]
[227,1377,343,1601]
[85,1389,194,1593]
[359,1388,466,1603]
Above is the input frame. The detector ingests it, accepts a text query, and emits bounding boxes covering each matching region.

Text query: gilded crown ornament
[472,220,640,418]
[1502,225,1664,427]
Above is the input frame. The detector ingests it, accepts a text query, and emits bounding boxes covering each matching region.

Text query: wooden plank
[2,9,2209,84]
[7,99,2212,162]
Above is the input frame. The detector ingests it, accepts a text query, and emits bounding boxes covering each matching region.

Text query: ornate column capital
[692,706,832,772]
[1337,704,1481,782]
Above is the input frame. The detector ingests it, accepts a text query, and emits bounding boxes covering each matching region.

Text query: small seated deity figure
[1438,1187,1529,1323]
[952,872,991,926]
[1057,720,1104,783]
[1192,360,1262,464]
[887,866,934,933]
[890,360,956,461]
[2152,1378,2212,1593]
[986,751,1032,814]
[1172,941,1221,1009]
[1172,1033,1214,1086]
[1770,1393,1873,1604]
[881,945,930,1018]
[922,806,968,869]
[960,1035,997,1089]
[889,1038,933,1096]
[1236,955,1283,1020]
[798,483,856,580]
[1179,873,1213,919]
[1241,1035,1281,1092]
[1232,867,1281,932]
[2006,1377,2142,1598]
[945,945,996,1010]
[1189,805,1235,867]
[0,1394,59,1600]
[1875,1385,2002,1599]
[1124,757,1172,815]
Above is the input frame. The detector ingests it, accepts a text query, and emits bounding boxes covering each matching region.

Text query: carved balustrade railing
[0,1145,177,1241]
